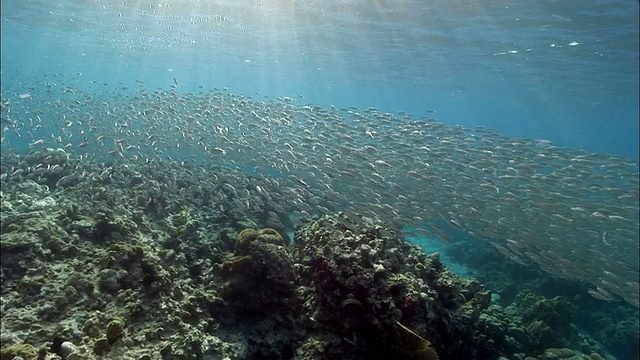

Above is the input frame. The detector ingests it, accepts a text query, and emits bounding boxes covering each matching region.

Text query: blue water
[1,0,638,159]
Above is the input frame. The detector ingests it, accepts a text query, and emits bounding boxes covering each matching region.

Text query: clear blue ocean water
[2,0,638,159]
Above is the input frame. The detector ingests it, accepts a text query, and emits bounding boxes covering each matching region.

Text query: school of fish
[1,75,638,306]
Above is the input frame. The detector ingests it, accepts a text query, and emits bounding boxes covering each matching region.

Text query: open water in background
[1,0,638,159]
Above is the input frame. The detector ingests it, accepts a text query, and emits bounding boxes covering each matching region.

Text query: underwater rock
[59,341,77,360]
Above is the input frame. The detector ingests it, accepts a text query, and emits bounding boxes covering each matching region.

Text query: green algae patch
[0,344,38,360]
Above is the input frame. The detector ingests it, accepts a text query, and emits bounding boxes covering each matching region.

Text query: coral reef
[446,237,639,360]
[515,290,577,349]
[471,291,611,359]
[1,155,633,360]
[0,172,489,360]
[293,213,491,359]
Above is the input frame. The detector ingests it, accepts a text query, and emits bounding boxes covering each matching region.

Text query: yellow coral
[235,228,286,253]
[235,228,259,252]
[257,228,285,246]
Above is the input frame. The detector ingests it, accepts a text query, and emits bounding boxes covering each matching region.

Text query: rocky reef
[0,156,624,360]
[445,238,639,360]
[291,213,490,359]
[0,173,484,359]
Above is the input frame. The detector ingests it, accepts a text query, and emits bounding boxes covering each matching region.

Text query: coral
[527,320,556,350]
[96,242,168,297]
[471,289,609,359]
[519,292,574,330]
[234,227,286,254]
[106,318,125,344]
[215,227,296,318]
[257,227,286,246]
[165,208,199,237]
[234,218,258,230]
[0,344,38,360]
[92,337,109,356]
[1,180,57,234]
[21,148,71,188]
[67,216,96,238]
[92,212,138,241]
[219,254,254,275]
[258,210,293,244]
[9,149,621,360]
[447,236,638,360]
[234,228,259,252]
[474,305,525,358]
[210,226,298,355]
[1,154,307,360]
[99,243,144,268]
[294,213,490,359]
[598,321,639,358]
[513,290,578,350]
